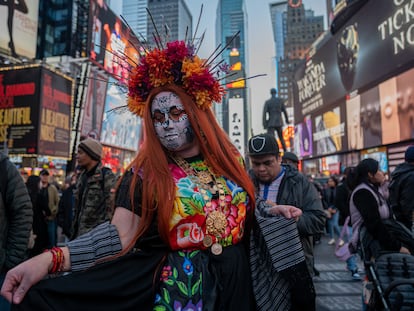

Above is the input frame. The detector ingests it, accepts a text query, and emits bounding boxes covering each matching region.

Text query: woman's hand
[267,202,302,221]
[0,252,52,304]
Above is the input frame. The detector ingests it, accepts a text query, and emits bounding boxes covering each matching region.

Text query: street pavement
[314,235,365,311]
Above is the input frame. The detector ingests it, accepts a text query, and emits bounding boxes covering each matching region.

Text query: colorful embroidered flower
[182,257,193,276]
[173,300,203,311]
[160,265,173,282]
[176,222,205,248]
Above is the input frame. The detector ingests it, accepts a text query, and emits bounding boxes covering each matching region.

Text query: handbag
[335,216,353,261]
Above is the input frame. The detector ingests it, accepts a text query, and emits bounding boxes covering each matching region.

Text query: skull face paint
[151,92,194,151]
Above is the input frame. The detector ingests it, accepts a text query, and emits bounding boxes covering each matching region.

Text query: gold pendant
[211,242,223,255]
[206,211,227,236]
[203,235,213,247]
[198,170,213,184]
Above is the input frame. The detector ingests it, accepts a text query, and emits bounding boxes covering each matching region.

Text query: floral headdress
[126,6,239,117]
[127,40,227,117]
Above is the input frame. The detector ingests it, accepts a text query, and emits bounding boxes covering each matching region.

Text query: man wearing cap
[282,151,299,169]
[389,145,414,231]
[71,138,116,239]
[39,169,60,248]
[247,133,326,276]
[262,88,290,152]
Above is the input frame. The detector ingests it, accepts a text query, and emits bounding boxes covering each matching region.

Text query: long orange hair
[125,85,255,250]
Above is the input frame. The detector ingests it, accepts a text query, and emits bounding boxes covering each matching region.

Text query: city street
[314,235,364,311]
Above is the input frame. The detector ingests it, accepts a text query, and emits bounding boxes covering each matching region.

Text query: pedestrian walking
[388,145,414,231]
[38,169,60,248]
[71,138,116,239]
[335,167,360,280]
[25,175,49,257]
[323,176,342,246]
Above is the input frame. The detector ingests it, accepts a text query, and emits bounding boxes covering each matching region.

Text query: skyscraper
[122,0,149,41]
[269,1,288,90]
[269,1,324,107]
[147,0,192,46]
[216,0,248,154]
[121,0,192,46]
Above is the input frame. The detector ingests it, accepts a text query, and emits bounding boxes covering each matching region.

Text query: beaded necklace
[171,156,227,255]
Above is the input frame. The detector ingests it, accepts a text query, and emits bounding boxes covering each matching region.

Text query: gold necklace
[171,156,227,255]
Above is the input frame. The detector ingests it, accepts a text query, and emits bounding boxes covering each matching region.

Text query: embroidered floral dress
[153,157,253,311]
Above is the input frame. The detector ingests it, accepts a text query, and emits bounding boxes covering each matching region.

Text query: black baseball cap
[282,151,299,163]
[247,134,279,156]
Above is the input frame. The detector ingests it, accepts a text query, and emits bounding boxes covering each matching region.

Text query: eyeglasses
[152,106,186,124]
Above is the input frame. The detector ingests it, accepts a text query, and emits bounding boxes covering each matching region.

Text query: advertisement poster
[345,94,363,150]
[359,86,382,149]
[100,77,141,151]
[396,68,414,140]
[0,1,39,58]
[38,69,73,158]
[81,68,108,139]
[293,0,414,122]
[313,106,345,156]
[0,66,72,156]
[228,98,245,155]
[297,115,313,157]
[0,66,41,154]
[88,0,140,84]
[379,78,400,145]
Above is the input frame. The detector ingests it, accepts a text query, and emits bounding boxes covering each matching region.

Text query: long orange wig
[125,84,255,250]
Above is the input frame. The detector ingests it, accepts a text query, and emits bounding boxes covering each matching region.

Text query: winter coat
[71,164,116,239]
[335,179,351,226]
[0,153,33,272]
[57,184,76,238]
[388,162,414,230]
[249,164,326,276]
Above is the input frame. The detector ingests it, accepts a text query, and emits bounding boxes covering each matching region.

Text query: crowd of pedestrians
[1,134,414,310]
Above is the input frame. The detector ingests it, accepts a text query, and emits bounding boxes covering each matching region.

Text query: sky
[184,0,328,135]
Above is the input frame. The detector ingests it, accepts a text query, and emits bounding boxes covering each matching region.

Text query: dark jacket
[0,153,33,272]
[71,164,116,239]
[57,184,76,238]
[335,179,351,226]
[249,165,326,276]
[250,165,326,237]
[388,162,414,230]
[262,95,289,129]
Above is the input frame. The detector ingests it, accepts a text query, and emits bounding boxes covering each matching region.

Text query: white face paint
[151,91,194,151]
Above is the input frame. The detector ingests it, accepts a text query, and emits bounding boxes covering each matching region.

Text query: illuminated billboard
[0,66,73,157]
[81,68,108,139]
[0,1,39,59]
[100,77,141,151]
[88,0,141,84]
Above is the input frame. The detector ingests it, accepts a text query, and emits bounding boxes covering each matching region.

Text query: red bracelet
[44,247,65,274]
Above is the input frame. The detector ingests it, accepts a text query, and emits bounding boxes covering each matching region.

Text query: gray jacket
[0,153,33,272]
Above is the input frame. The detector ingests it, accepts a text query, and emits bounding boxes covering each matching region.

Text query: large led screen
[0,0,39,58]
[88,0,140,84]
